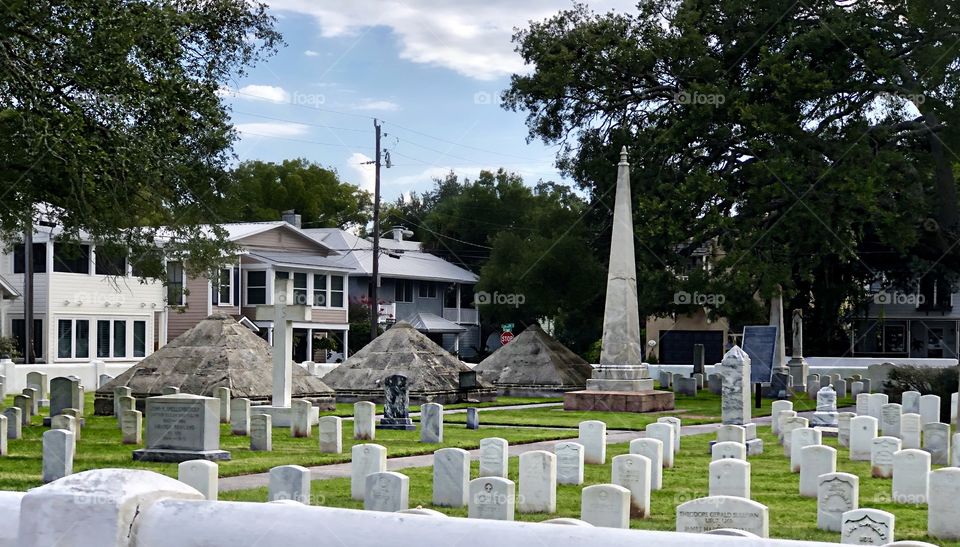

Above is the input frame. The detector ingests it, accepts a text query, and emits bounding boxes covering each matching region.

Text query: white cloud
[304,49,320,56]
[222,84,291,103]
[347,152,376,194]
[235,122,310,138]
[352,99,400,112]
[265,0,637,80]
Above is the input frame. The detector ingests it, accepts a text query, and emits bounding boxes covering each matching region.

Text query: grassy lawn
[0,394,571,491]
[442,390,855,430]
[221,425,948,545]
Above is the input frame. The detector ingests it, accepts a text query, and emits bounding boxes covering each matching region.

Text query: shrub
[884,365,959,422]
[0,337,19,359]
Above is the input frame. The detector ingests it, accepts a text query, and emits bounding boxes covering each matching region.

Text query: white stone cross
[256,277,311,407]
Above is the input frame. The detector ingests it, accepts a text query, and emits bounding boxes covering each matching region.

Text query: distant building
[304,226,481,358]
[853,276,958,359]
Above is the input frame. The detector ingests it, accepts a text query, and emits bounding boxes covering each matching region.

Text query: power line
[383,120,543,162]
[238,132,366,148]
[232,110,369,133]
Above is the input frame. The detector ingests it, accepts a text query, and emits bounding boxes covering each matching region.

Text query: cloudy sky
[223,1,636,201]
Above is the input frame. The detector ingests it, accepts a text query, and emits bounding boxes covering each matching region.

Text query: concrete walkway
[218,406,846,492]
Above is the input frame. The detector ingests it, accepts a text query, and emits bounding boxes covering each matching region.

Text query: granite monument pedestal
[564,365,673,413]
[132,394,230,462]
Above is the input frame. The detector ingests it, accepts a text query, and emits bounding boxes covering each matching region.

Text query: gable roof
[303,228,478,283]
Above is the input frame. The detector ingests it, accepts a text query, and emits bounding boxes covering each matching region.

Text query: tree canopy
[384,169,604,352]
[217,159,371,230]
[504,0,960,354]
[0,0,280,277]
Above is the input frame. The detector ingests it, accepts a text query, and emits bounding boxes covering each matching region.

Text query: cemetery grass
[222,426,945,545]
[441,390,856,430]
[0,394,571,491]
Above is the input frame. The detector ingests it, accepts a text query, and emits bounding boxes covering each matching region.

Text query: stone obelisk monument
[563,147,674,412]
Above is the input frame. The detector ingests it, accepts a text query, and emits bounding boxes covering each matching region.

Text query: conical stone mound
[474,324,594,396]
[93,313,335,415]
[322,321,496,404]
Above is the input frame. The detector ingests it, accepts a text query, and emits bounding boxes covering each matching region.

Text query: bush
[0,337,19,359]
[884,365,959,422]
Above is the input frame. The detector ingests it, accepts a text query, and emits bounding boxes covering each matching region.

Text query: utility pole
[23,223,33,364]
[370,119,382,342]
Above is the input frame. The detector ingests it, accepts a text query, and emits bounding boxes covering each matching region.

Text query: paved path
[218,405,849,492]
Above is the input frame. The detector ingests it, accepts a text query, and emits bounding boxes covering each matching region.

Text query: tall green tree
[504,1,960,354]
[0,0,280,277]
[385,169,604,352]
[219,159,371,229]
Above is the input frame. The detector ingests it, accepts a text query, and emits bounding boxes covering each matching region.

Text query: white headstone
[771,400,793,435]
[468,477,515,521]
[0,415,6,456]
[781,416,809,456]
[230,398,250,436]
[518,450,556,513]
[849,416,878,461]
[920,394,941,425]
[351,443,387,500]
[578,420,606,464]
[868,393,889,421]
[716,346,752,425]
[712,441,746,461]
[856,393,870,416]
[952,433,960,468]
[42,429,75,483]
[364,471,410,512]
[923,422,950,465]
[881,403,902,438]
[799,445,836,497]
[717,425,746,444]
[213,387,230,424]
[420,403,443,443]
[354,401,376,440]
[928,467,960,540]
[817,472,859,532]
[268,464,310,503]
[646,423,675,468]
[892,448,930,504]
[555,441,585,485]
[113,386,132,417]
[629,438,662,490]
[840,508,895,545]
[50,414,78,444]
[580,484,630,529]
[790,428,821,472]
[433,447,470,507]
[901,413,922,449]
[178,460,218,500]
[709,459,750,498]
[871,436,901,478]
[611,454,651,517]
[318,416,342,454]
[290,399,312,438]
[250,414,272,451]
[657,416,681,452]
[479,437,508,478]
[2,407,19,440]
[676,496,769,537]
[902,391,921,414]
[118,409,140,445]
[838,412,856,447]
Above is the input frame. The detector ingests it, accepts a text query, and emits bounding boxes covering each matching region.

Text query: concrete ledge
[252,405,320,427]
[132,449,231,463]
[562,390,675,413]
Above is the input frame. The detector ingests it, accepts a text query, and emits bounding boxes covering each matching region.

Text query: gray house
[304,227,482,358]
[854,276,958,360]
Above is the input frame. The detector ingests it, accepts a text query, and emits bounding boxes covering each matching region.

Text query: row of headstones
[2,376,86,459]
[856,391,945,427]
[805,373,872,399]
[657,371,706,396]
[0,370,115,402]
[769,400,960,541]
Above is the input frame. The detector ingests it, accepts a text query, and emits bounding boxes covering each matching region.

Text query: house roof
[0,275,19,298]
[245,250,354,273]
[303,228,478,284]
[405,312,466,334]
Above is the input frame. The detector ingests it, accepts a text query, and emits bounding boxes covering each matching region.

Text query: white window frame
[213,267,233,306]
[418,281,437,299]
[166,261,186,306]
[312,273,328,308]
[245,269,268,306]
[56,318,91,360]
[329,274,345,308]
[94,318,132,360]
